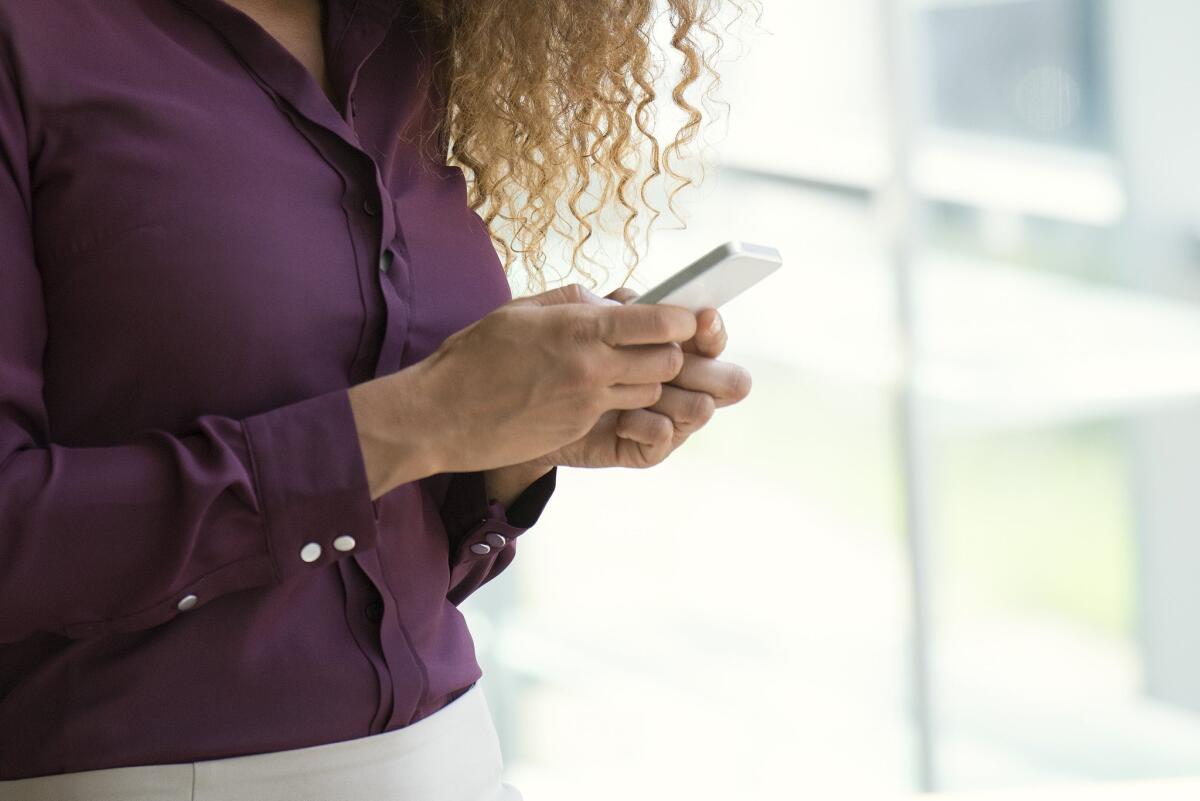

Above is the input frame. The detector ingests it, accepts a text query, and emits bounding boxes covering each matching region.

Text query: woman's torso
[0,0,518,779]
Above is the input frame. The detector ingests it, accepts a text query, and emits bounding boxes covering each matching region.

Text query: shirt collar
[169,0,406,142]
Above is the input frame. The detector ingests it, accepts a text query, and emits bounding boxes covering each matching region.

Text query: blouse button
[362,196,380,216]
[470,543,492,556]
[379,251,392,273]
[485,532,507,549]
[177,594,198,611]
[364,600,383,622]
[333,534,357,552]
[300,542,322,562]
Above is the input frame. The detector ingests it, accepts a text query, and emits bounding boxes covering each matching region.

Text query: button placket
[371,251,410,377]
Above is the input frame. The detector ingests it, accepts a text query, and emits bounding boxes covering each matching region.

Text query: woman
[0,0,755,798]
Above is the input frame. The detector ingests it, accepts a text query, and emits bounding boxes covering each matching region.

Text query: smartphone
[633,241,783,312]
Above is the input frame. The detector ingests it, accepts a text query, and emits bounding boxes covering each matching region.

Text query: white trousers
[0,682,522,801]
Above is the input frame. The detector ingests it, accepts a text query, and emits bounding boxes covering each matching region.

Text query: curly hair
[410,0,761,293]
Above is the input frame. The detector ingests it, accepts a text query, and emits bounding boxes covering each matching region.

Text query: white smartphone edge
[633,240,783,308]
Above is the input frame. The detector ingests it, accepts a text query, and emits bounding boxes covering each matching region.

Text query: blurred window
[465,1,1200,796]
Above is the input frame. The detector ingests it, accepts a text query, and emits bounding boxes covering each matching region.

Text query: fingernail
[709,314,723,335]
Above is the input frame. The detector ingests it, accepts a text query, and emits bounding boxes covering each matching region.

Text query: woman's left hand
[525,286,752,471]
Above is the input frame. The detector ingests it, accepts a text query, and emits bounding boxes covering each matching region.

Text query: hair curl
[410,0,761,293]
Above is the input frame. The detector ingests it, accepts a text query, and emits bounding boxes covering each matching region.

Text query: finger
[648,384,716,436]
[606,286,640,305]
[615,408,673,445]
[510,282,609,308]
[604,382,664,411]
[596,304,697,346]
[682,307,727,358]
[604,342,684,385]
[670,353,752,407]
[614,409,675,467]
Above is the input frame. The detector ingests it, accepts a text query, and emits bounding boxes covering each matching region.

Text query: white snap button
[470,543,492,556]
[177,594,198,611]
[300,542,322,562]
[485,532,507,549]
[333,535,357,552]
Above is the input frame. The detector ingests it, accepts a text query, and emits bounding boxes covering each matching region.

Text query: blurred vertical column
[1108,0,1200,715]
[879,0,939,791]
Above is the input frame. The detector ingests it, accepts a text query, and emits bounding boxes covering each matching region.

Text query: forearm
[348,363,556,506]
[347,369,441,501]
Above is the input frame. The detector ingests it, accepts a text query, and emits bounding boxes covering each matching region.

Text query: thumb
[509,282,618,308]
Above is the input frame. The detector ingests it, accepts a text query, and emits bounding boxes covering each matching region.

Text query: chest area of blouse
[10,1,513,435]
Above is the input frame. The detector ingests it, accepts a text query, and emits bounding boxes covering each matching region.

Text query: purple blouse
[0,0,556,780]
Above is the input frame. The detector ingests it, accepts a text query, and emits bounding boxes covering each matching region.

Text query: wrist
[523,450,559,475]
[392,361,453,476]
[485,460,555,508]
[348,367,446,498]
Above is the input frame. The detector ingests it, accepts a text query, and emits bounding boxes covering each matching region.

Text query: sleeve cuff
[440,466,557,542]
[500,465,558,528]
[242,386,381,583]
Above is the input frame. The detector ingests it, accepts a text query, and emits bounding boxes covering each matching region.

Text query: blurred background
[465,1,1200,796]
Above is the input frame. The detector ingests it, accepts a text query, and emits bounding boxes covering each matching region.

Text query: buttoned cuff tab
[440,466,557,545]
[242,386,380,584]
[448,467,556,570]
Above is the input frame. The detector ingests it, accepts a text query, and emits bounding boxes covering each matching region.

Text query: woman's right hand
[348,284,697,498]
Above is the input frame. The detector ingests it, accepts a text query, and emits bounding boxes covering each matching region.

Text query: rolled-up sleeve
[0,51,380,644]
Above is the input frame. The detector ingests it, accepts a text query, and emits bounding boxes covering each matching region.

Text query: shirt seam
[242,421,282,583]
[334,560,387,736]
[63,555,276,634]
[392,620,430,726]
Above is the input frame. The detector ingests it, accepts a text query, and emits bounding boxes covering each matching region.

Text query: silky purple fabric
[0,0,556,780]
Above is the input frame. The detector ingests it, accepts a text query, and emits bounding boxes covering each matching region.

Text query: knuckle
[571,387,602,420]
[646,382,664,406]
[561,283,587,304]
[562,310,597,347]
[649,309,674,342]
[560,346,598,388]
[570,357,601,389]
[580,394,605,420]
[688,391,716,424]
[664,345,685,378]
